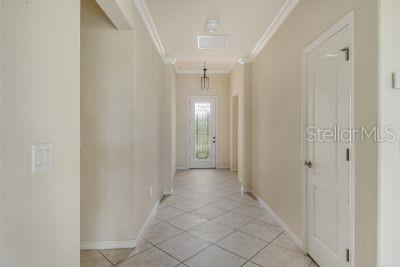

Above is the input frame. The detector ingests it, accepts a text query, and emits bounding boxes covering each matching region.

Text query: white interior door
[189,96,216,169]
[305,25,351,267]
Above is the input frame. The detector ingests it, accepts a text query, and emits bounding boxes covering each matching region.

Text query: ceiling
[145,0,287,73]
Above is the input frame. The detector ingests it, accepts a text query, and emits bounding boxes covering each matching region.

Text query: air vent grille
[197,35,228,49]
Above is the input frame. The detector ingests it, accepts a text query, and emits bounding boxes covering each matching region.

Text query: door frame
[188,96,218,169]
[300,11,355,266]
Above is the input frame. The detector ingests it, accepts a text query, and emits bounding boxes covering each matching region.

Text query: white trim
[251,190,304,250]
[164,189,174,195]
[217,165,230,169]
[245,0,300,62]
[136,197,162,242]
[80,240,137,250]
[132,0,166,59]
[80,197,162,250]
[300,11,355,266]
[177,166,189,170]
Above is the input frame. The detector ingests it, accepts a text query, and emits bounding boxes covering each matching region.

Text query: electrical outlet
[149,186,153,197]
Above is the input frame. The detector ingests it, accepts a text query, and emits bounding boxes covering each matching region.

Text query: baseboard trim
[164,189,173,195]
[177,166,189,170]
[231,168,238,172]
[80,240,137,250]
[136,197,162,242]
[251,190,305,251]
[217,165,230,169]
[81,196,162,250]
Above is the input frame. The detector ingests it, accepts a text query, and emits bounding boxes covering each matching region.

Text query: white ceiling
[145,0,288,72]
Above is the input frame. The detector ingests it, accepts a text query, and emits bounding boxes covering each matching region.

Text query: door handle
[304,160,312,168]
[212,137,216,143]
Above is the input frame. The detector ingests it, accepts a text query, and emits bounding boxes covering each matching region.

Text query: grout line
[96,249,115,266]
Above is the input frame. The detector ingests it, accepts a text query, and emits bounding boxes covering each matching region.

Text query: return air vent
[197,35,228,49]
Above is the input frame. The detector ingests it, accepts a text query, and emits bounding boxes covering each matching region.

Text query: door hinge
[346,148,350,161]
[346,249,351,262]
[340,47,350,61]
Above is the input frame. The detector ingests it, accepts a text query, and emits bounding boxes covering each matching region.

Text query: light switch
[32,144,54,173]
[393,72,400,89]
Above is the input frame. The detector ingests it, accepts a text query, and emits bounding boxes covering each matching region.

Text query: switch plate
[393,72,400,89]
[32,144,54,173]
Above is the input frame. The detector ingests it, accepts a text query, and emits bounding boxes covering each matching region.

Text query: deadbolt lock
[304,160,312,168]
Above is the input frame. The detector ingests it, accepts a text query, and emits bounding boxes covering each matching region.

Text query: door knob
[304,160,312,168]
[212,137,216,143]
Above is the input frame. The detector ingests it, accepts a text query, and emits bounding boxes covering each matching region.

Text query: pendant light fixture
[201,61,210,90]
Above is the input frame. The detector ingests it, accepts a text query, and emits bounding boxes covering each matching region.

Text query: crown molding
[132,0,167,59]
[247,0,300,62]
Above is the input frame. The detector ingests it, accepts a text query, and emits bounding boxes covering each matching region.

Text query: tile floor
[81,169,319,267]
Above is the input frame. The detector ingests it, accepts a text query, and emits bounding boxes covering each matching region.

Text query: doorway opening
[231,95,239,171]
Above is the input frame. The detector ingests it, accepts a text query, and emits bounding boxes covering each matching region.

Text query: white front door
[305,25,352,266]
[189,96,216,169]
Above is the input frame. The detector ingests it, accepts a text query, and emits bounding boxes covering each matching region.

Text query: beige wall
[1,0,80,266]
[176,74,230,169]
[81,0,135,242]
[80,0,170,244]
[229,63,252,189]
[377,0,400,266]
[250,0,377,266]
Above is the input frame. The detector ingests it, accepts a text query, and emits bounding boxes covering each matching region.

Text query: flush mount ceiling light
[207,20,219,33]
[201,61,210,90]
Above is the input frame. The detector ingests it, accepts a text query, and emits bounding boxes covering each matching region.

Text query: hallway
[81,169,317,267]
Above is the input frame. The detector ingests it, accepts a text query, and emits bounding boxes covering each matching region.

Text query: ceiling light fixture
[207,20,219,33]
[201,61,210,90]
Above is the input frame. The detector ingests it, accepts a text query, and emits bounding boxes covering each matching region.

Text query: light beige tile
[208,189,237,198]
[161,195,188,206]
[212,212,253,229]
[210,199,242,210]
[117,247,180,267]
[246,199,262,208]
[193,186,219,193]
[155,207,185,221]
[257,212,280,226]
[226,193,254,204]
[143,222,183,245]
[216,231,268,259]
[243,262,261,267]
[309,260,320,267]
[100,240,153,264]
[167,213,208,230]
[239,220,282,242]
[173,200,208,212]
[191,194,220,204]
[188,221,234,243]
[175,190,204,199]
[190,205,228,220]
[148,218,163,227]
[272,233,303,253]
[185,245,247,267]
[158,232,210,261]
[252,245,312,267]
[232,205,266,219]
[80,250,111,267]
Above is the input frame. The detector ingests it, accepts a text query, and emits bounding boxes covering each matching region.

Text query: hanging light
[201,61,210,90]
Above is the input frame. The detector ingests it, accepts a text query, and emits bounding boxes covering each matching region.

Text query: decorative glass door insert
[189,97,216,168]
[195,103,211,160]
